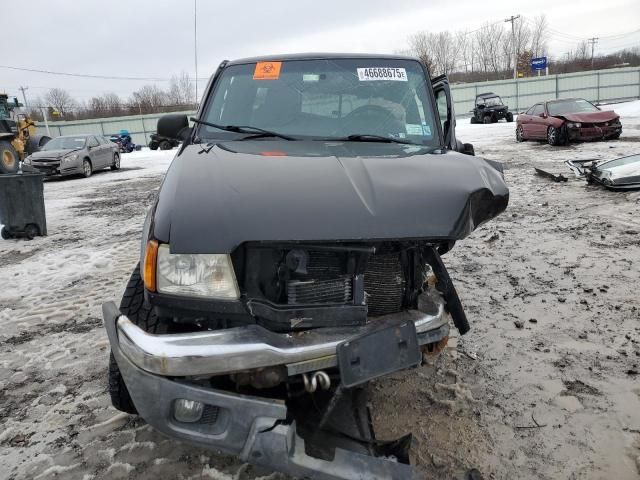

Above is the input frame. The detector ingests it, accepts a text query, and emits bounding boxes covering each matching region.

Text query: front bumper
[567,124,621,141]
[116,290,449,377]
[103,300,439,479]
[29,161,60,176]
[30,161,80,176]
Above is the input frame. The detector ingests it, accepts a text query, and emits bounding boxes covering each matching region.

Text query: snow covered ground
[1,100,639,479]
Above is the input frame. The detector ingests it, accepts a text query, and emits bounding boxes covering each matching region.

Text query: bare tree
[430,31,460,76]
[571,41,590,61]
[44,88,76,117]
[409,31,461,76]
[167,72,195,106]
[408,32,435,73]
[475,22,505,74]
[530,15,548,58]
[103,93,123,116]
[131,84,166,113]
[456,31,472,73]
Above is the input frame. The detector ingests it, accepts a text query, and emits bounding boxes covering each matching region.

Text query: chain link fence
[451,66,640,116]
[36,110,197,145]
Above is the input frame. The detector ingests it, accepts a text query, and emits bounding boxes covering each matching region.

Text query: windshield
[42,136,86,151]
[547,99,599,116]
[482,96,503,107]
[199,58,439,146]
[0,102,8,120]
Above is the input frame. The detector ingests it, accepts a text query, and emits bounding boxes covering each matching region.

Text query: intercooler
[286,250,406,317]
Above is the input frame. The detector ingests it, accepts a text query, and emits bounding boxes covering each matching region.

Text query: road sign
[531,57,547,71]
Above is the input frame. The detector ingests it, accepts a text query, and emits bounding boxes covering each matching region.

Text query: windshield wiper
[190,117,295,140]
[329,134,416,145]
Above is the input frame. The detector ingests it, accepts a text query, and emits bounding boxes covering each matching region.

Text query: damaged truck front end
[103,54,509,479]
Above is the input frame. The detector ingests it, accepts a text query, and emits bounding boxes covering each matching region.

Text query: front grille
[33,159,60,165]
[287,276,352,304]
[364,253,405,316]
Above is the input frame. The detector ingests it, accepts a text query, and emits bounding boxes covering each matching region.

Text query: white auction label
[357,67,408,81]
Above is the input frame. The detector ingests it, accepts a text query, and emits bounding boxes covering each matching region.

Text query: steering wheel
[341,105,403,136]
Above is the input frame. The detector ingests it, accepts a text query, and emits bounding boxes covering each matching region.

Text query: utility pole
[41,107,51,137]
[505,15,521,79]
[194,0,198,105]
[588,37,598,70]
[18,86,29,109]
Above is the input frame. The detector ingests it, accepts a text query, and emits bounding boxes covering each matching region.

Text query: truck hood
[153,141,509,253]
[556,111,619,123]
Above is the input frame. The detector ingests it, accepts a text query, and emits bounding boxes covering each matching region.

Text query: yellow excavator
[0,93,50,174]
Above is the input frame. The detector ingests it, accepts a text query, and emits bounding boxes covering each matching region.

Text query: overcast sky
[2,0,639,105]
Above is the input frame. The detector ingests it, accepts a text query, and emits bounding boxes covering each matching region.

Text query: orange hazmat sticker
[260,151,287,156]
[254,61,282,80]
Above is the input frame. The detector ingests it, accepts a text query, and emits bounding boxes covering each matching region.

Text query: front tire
[483,116,492,124]
[108,263,167,414]
[111,153,120,170]
[506,112,514,122]
[547,127,561,146]
[82,159,92,178]
[159,140,172,150]
[470,116,478,124]
[516,125,525,142]
[0,140,20,174]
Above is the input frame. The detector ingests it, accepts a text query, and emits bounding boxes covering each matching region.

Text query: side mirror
[454,140,475,156]
[158,114,190,140]
[540,112,547,118]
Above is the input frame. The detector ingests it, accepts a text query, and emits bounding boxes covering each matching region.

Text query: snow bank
[599,99,640,117]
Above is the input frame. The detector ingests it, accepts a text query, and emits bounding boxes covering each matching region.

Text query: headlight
[156,244,240,299]
[63,153,78,162]
[567,122,581,128]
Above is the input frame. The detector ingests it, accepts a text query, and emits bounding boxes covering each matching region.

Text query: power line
[0,64,174,82]
[599,28,640,39]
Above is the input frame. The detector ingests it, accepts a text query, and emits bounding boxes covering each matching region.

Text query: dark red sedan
[516,98,622,146]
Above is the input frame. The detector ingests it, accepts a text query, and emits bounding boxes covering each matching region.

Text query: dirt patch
[70,177,159,220]
[1,316,103,345]
[0,249,41,266]
[562,379,602,396]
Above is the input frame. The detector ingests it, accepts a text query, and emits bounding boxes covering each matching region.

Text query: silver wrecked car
[566,154,640,190]
[24,134,120,178]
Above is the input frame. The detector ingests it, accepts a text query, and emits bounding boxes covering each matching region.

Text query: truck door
[431,75,474,155]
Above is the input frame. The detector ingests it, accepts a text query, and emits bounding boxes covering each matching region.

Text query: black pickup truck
[103,53,508,479]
